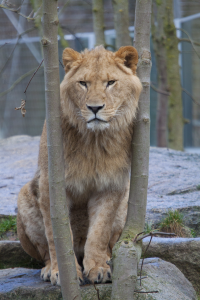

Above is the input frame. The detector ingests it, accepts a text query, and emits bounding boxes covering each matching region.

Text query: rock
[0,136,40,216]
[0,136,200,235]
[136,258,197,300]
[0,241,43,269]
[0,258,197,300]
[142,237,200,291]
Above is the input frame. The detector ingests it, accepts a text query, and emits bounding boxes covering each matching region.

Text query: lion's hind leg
[17,182,50,279]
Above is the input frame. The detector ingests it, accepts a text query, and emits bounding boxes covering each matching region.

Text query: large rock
[0,136,200,235]
[142,237,200,291]
[0,258,197,300]
[0,241,43,269]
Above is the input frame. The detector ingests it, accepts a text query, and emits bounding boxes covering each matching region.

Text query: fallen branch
[135,231,176,242]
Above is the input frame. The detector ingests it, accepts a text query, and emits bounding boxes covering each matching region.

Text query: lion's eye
[79,81,87,87]
[107,80,115,87]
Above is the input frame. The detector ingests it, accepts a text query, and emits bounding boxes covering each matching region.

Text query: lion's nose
[86,104,105,114]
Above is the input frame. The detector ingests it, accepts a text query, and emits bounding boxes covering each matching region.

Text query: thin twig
[58,0,70,16]
[93,283,100,300]
[133,231,145,242]
[0,4,38,20]
[0,66,43,99]
[61,26,85,50]
[150,82,170,96]
[0,27,35,76]
[176,28,200,59]
[0,42,9,50]
[139,235,152,286]
[24,59,44,94]
[178,38,200,47]
[182,87,200,107]
[137,276,148,280]
[59,59,64,69]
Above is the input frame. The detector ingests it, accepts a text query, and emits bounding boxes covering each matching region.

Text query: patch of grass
[159,210,192,237]
[144,222,154,234]
[0,216,17,236]
[190,228,196,238]
[197,184,200,191]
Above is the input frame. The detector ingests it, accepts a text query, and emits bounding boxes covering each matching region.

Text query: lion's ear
[62,48,81,73]
[115,46,138,74]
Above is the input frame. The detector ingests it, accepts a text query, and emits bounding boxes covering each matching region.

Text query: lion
[17,45,142,285]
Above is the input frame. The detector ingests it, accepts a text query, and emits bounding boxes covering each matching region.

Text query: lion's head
[60,46,142,133]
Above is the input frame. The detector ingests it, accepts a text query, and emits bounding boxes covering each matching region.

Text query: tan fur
[17,46,142,285]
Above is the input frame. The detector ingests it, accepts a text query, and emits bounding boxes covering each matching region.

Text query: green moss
[197,185,200,190]
[156,0,162,5]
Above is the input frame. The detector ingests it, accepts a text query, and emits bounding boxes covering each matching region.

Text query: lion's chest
[63,138,130,194]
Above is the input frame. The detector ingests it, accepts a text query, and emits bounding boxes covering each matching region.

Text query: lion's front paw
[41,261,51,282]
[51,270,60,286]
[83,257,112,283]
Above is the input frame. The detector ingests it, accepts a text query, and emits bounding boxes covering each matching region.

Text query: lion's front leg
[38,175,60,285]
[83,191,123,283]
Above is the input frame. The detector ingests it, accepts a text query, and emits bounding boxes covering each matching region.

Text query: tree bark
[92,0,105,46]
[111,1,152,299]
[112,0,131,48]
[152,2,169,148]
[152,0,183,150]
[42,1,81,299]
[164,0,183,151]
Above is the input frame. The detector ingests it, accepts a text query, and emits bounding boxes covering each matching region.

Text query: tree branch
[0,27,35,76]
[182,87,200,107]
[0,67,43,99]
[58,0,70,16]
[150,82,170,96]
[178,38,200,47]
[176,28,200,59]
[0,3,40,20]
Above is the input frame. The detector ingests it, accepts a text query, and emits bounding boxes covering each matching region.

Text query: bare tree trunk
[42,1,81,299]
[152,0,183,150]
[165,0,183,151]
[111,1,152,299]
[92,0,105,46]
[112,0,131,48]
[152,2,169,148]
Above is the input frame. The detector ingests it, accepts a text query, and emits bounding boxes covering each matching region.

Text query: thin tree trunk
[152,0,183,150]
[42,1,81,299]
[92,0,105,46]
[152,1,169,147]
[111,1,152,299]
[112,0,131,48]
[164,0,183,151]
